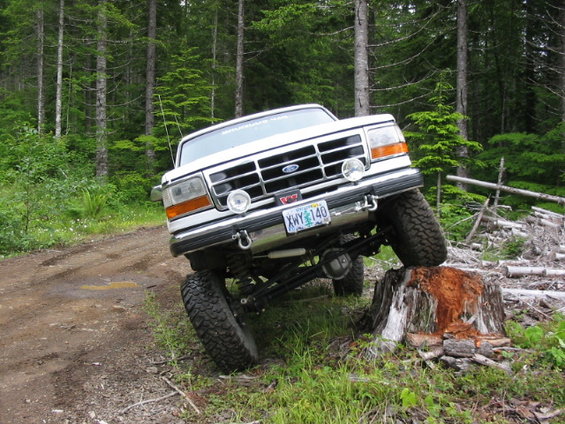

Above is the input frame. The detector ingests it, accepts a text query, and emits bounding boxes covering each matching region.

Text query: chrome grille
[208,134,365,209]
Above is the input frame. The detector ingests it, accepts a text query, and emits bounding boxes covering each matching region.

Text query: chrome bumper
[169,167,422,256]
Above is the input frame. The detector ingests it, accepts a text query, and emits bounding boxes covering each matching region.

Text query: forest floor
[0,223,563,424]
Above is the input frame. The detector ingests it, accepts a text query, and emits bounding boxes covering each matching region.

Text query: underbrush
[145,278,564,424]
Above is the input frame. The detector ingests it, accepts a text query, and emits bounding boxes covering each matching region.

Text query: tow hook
[233,230,252,250]
[356,195,378,212]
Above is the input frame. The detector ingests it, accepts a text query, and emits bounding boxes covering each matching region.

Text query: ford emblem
[282,164,300,174]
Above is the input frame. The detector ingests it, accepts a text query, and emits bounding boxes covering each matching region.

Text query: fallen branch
[161,376,201,415]
[120,391,177,414]
[150,354,191,365]
[465,198,490,243]
[471,353,512,374]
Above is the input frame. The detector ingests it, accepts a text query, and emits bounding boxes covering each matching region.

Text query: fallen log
[446,175,565,205]
[481,215,524,229]
[361,267,507,357]
[502,288,565,300]
[503,266,565,278]
[503,266,546,277]
[531,206,565,219]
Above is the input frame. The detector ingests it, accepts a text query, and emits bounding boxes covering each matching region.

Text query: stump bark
[362,267,508,356]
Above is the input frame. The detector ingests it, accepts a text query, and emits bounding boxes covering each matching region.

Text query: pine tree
[407,80,481,213]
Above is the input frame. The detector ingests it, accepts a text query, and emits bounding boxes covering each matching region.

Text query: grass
[0,201,165,258]
[144,269,565,424]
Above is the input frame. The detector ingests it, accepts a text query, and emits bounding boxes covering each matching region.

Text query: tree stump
[362,267,509,358]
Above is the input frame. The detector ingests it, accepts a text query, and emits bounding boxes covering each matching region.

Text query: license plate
[282,200,331,234]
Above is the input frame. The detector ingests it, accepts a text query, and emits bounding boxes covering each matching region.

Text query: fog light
[342,158,365,182]
[227,190,251,214]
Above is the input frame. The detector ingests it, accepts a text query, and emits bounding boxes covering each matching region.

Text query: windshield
[179,108,335,165]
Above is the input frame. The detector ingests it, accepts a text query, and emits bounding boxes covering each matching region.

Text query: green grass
[0,201,165,258]
[144,277,564,424]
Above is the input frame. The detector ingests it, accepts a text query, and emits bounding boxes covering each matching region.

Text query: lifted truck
[152,104,447,372]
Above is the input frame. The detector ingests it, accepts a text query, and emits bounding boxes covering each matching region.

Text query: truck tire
[180,270,258,372]
[332,234,364,296]
[378,189,447,266]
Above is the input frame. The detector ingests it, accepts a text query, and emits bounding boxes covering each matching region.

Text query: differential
[321,248,352,280]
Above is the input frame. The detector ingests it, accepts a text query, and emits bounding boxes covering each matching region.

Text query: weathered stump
[362,267,509,359]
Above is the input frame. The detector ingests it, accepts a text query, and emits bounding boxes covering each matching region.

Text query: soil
[0,226,190,424]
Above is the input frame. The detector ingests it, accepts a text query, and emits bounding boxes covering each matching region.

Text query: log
[503,266,546,277]
[502,288,565,300]
[503,266,565,278]
[362,267,507,356]
[481,215,524,229]
[531,206,565,219]
[446,175,565,205]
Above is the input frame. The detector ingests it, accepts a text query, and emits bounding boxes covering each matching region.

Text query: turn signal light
[371,142,408,159]
[166,195,211,219]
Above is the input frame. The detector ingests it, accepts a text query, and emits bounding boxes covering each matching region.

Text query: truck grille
[208,135,365,209]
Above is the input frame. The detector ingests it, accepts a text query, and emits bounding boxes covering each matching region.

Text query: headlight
[367,125,408,160]
[163,176,212,219]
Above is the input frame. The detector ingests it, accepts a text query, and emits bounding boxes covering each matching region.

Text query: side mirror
[150,185,163,202]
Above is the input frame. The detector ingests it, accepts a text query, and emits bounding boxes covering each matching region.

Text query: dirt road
[0,226,190,424]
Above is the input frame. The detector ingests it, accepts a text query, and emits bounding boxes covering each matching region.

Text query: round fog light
[342,158,365,182]
[227,190,251,214]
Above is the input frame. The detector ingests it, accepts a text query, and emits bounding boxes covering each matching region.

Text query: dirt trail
[0,226,189,424]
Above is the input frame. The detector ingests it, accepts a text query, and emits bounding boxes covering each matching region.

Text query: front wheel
[181,270,258,372]
[377,189,447,266]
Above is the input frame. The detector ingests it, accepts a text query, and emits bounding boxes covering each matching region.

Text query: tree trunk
[36,5,45,135]
[55,0,65,138]
[234,0,245,118]
[145,0,157,170]
[211,7,218,120]
[436,172,441,216]
[361,267,507,357]
[455,0,469,188]
[560,0,565,132]
[354,0,370,116]
[95,0,108,180]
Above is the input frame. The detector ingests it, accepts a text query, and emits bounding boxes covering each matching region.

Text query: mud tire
[180,270,258,372]
[378,189,447,266]
[332,234,365,297]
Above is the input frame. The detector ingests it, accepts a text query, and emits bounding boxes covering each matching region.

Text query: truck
[151,104,447,372]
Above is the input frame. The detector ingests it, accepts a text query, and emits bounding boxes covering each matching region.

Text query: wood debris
[446,205,564,315]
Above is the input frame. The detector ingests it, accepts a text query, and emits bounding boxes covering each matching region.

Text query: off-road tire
[332,234,365,296]
[378,189,447,266]
[180,270,258,372]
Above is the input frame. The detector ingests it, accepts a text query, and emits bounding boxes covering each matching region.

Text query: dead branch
[120,391,177,414]
[161,376,201,415]
[471,353,512,374]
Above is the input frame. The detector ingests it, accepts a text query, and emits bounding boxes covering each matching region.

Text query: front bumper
[169,167,423,256]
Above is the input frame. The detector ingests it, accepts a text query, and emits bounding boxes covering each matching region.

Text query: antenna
[173,113,184,139]
[158,94,176,166]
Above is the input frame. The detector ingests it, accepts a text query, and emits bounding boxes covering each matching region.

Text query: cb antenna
[158,94,176,166]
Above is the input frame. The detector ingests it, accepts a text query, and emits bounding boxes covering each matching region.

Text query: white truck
[152,104,446,371]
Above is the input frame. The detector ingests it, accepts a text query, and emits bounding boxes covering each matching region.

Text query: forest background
[0,0,563,256]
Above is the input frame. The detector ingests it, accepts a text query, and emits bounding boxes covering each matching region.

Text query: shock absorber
[226,252,254,295]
